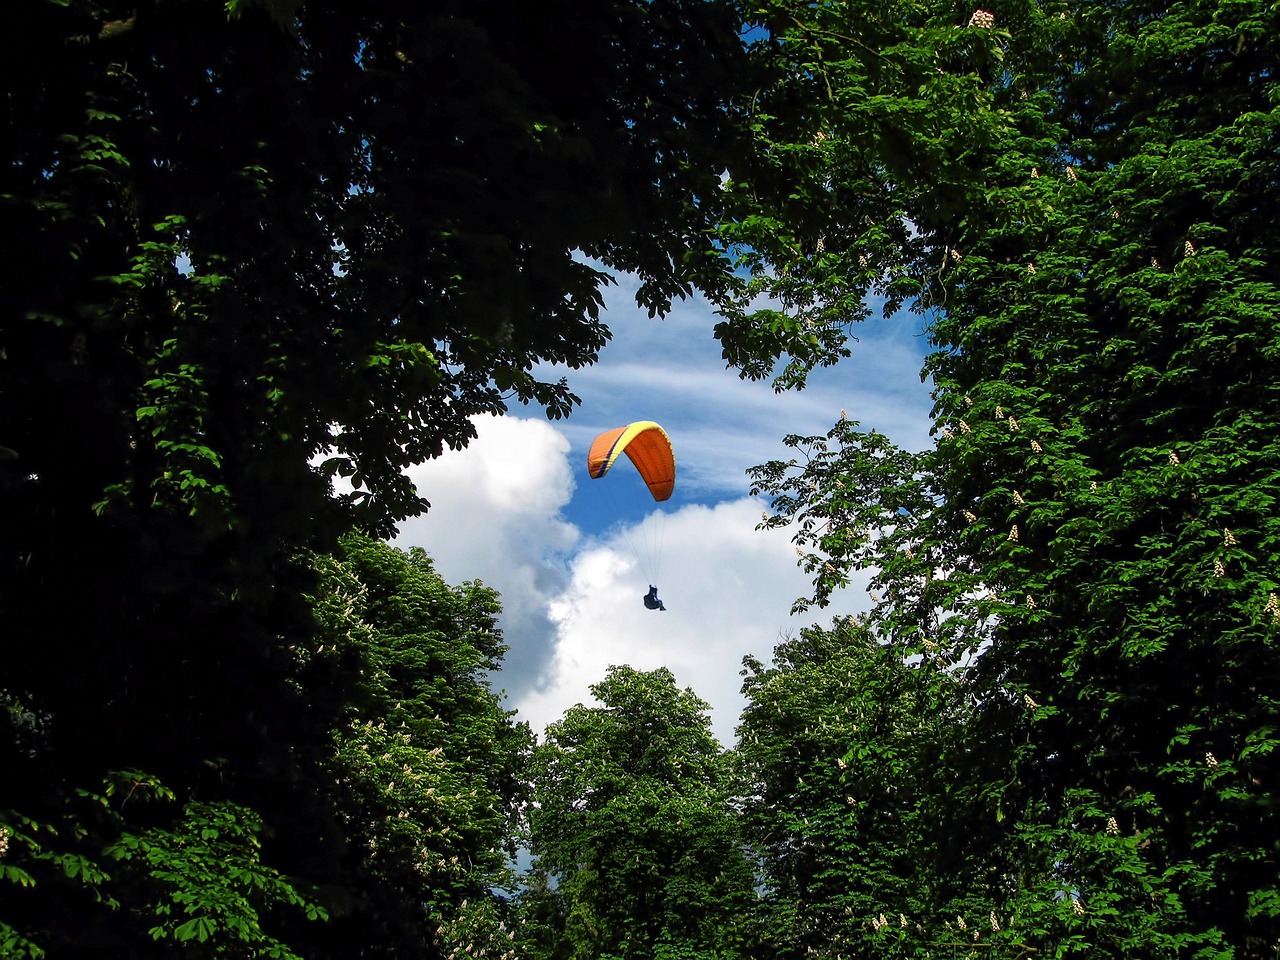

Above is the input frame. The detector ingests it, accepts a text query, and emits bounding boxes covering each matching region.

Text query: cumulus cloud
[392,415,579,689]
[389,416,874,745]
[514,498,871,746]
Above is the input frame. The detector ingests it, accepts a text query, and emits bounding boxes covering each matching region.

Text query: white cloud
[514,498,871,746]
[392,415,579,686]
[388,416,877,746]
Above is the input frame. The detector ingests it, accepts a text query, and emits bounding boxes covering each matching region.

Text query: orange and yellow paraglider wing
[586,421,676,502]
[587,425,631,479]
[621,423,675,502]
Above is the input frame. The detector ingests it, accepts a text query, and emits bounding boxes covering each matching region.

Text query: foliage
[0,1,774,955]
[528,666,760,960]
[107,798,329,958]
[0,531,531,960]
[737,622,969,958]
[3,0,758,537]
[302,534,534,957]
[714,0,1018,389]
[1,771,325,959]
[747,0,1280,957]
[8,0,1280,956]
[430,896,523,960]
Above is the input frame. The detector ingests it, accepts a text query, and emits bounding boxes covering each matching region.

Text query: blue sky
[392,272,936,744]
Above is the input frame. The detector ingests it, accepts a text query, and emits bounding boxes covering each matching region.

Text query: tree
[528,666,759,960]
[713,0,1014,390]
[0,771,330,960]
[1,1,773,955]
[296,535,534,958]
[0,534,532,959]
[748,0,1280,956]
[737,622,985,959]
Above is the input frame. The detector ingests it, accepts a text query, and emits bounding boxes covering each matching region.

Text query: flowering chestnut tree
[528,666,759,960]
[745,0,1280,956]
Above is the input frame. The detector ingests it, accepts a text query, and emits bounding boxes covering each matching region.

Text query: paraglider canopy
[586,421,675,502]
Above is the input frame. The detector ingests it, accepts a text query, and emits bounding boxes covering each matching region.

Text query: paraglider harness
[643,585,666,611]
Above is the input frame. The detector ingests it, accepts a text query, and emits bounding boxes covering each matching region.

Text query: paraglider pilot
[644,585,666,611]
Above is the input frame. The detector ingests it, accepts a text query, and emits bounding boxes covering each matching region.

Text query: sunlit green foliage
[529,666,759,960]
[307,535,533,956]
[737,622,974,958]
[748,0,1280,956]
[1,771,326,958]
